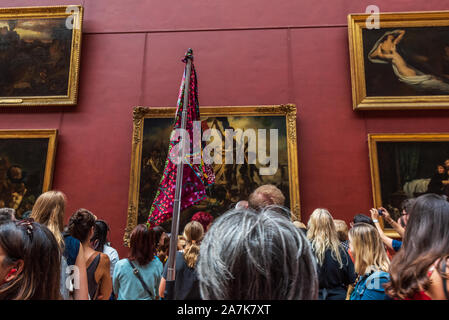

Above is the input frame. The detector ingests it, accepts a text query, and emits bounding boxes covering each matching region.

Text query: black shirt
[162,251,201,300]
[315,246,356,300]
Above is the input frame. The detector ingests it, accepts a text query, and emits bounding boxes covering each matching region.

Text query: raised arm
[393,30,406,45]
[379,207,405,238]
[370,208,394,250]
[369,44,382,59]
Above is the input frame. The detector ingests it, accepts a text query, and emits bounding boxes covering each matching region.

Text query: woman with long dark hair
[0,220,61,299]
[91,220,119,278]
[385,193,449,300]
[113,224,163,300]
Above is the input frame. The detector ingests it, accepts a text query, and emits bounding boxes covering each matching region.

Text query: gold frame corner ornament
[123,104,301,246]
[348,11,449,111]
[0,5,84,107]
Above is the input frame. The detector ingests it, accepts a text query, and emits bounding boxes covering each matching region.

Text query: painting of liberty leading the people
[138,115,290,232]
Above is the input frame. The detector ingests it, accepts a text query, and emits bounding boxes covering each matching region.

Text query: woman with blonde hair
[30,191,88,300]
[159,221,204,300]
[348,223,391,300]
[307,208,356,300]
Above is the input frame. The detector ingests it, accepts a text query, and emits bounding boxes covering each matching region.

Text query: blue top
[64,235,80,266]
[350,271,391,300]
[392,239,402,252]
[113,257,163,300]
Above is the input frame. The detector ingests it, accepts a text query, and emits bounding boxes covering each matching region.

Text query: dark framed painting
[0,5,83,107]
[348,11,449,110]
[368,133,449,237]
[0,129,58,219]
[124,105,300,245]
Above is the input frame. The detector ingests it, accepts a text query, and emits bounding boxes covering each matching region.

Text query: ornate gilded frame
[0,129,58,216]
[0,5,83,107]
[348,11,449,110]
[368,133,449,237]
[124,104,300,246]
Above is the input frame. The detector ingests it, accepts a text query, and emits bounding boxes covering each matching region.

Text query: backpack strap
[127,259,154,299]
[365,270,389,292]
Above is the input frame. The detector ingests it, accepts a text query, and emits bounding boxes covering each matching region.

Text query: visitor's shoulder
[64,235,80,245]
[115,258,130,269]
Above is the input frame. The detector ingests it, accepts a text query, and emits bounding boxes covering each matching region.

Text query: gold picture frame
[368,133,449,237]
[348,11,449,110]
[0,5,83,107]
[124,104,300,246]
[0,129,58,219]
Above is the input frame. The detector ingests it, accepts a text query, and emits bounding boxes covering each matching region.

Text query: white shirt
[103,244,119,278]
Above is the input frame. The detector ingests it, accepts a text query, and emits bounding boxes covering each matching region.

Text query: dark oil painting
[0,17,73,97]
[363,27,449,97]
[0,138,49,219]
[376,141,449,226]
[138,116,290,232]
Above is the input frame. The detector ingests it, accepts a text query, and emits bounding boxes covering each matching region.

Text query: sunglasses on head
[16,218,35,242]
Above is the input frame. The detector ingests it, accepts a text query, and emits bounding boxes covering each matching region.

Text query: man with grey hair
[197,207,318,300]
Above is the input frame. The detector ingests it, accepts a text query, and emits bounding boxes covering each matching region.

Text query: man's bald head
[248,184,285,211]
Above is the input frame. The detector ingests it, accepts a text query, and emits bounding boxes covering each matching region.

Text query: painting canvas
[0,130,57,219]
[0,6,83,106]
[124,105,300,245]
[369,133,449,236]
[348,11,449,110]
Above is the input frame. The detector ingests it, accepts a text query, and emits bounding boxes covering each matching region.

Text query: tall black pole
[165,49,193,299]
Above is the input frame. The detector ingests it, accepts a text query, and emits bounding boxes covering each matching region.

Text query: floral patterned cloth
[147,49,214,228]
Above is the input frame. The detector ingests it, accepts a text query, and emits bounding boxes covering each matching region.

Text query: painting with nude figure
[348,11,449,110]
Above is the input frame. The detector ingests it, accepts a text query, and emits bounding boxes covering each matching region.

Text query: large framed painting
[348,11,449,110]
[0,5,83,107]
[368,133,449,237]
[0,129,58,219]
[124,105,300,245]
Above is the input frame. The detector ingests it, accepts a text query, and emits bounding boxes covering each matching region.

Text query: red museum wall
[1,0,449,258]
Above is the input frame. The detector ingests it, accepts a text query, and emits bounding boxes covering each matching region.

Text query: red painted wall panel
[142,29,290,106]
[1,1,449,258]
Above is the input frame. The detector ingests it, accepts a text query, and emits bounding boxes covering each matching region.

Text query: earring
[6,268,17,278]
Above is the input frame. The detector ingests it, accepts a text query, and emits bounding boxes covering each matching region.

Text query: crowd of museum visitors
[0,184,448,300]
